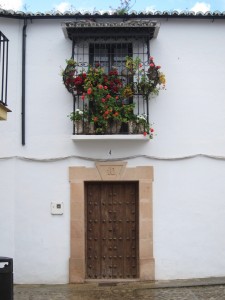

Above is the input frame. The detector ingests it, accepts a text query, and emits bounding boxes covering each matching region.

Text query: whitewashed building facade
[1,9,225,284]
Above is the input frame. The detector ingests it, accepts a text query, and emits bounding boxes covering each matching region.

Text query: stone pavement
[14,277,225,300]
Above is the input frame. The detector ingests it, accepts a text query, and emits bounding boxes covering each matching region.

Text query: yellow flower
[122,86,133,98]
[159,73,166,85]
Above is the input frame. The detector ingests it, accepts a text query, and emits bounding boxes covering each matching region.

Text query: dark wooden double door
[85,182,139,279]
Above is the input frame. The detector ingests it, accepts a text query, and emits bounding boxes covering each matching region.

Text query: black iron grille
[70,38,151,135]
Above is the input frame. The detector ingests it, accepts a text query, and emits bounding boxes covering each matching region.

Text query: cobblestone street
[14,277,225,300]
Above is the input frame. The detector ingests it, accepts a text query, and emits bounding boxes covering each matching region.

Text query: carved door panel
[86,182,138,279]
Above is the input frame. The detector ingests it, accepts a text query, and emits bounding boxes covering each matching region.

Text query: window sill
[71,134,150,141]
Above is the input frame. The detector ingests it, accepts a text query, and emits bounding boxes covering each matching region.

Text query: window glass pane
[89,43,132,74]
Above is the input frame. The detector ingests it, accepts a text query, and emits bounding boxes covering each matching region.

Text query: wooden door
[86,182,138,279]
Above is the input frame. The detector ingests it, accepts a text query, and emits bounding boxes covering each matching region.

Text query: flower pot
[74,120,84,134]
[84,122,95,134]
[147,68,159,87]
[137,123,146,134]
[121,68,134,76]
[128,121,136,134]
[106,120,122,134]
[121,69,134,83]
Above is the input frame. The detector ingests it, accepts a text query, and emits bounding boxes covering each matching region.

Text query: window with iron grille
[62,19,160,136]
[71,38,150,135]
[89,43,132,76]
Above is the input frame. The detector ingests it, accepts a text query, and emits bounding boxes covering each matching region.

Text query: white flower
[75,109,83,115]
[137,114,147,123]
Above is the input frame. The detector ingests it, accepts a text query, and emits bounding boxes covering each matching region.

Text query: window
[71,39,150,135]
[63,19,158,136]
[90,43,132,75]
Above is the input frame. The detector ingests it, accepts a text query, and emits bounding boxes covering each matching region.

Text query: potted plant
[122,56,141,76]
[90,95,124,134]
[69,108,88,134]
[137,56,166,100]
[121,85,133,99]
[84,65,124,134]
[119,103,136,134]
[62,57,163,136]
[62,59,87,94]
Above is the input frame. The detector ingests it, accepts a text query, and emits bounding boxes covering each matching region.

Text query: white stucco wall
[1,16,225,283]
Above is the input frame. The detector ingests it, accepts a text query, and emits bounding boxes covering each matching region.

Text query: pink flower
[150,128,154,133]
[87,88,92,95]
[101,98,106,103]
[104,86,108,90]
[150,63,154,67]
[81,93,85,100]
[98,84,103,89]
[143,132,147,137]
[150,56,154,61]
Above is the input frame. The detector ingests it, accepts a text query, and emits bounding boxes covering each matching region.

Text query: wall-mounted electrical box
[51,202,64,215]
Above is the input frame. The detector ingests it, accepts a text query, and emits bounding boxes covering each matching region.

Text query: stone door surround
[69,161,154,282]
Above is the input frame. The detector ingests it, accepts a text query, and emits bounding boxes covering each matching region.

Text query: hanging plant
[62,59,86,94]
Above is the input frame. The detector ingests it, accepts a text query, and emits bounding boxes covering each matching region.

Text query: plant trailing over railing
[62,56,165,137]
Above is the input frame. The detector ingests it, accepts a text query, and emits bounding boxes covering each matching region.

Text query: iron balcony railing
[68,39,154,136]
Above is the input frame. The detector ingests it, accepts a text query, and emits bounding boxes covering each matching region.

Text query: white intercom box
[51,202,64,215]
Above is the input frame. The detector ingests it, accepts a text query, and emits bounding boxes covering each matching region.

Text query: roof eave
[62,19,160,40]
[1,9,225,20]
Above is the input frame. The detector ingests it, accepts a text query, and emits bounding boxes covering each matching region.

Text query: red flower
[93,116,98,122]
[87,88,92,95]
[81,93,85,100]
[150,63,154,68]
[101,98,106,103]
[143,132,147,137]
[109,70,118,76]
[104,86,108,90]
[74,76,83,85]
[150,128,154,132]
[98,84,103,89]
